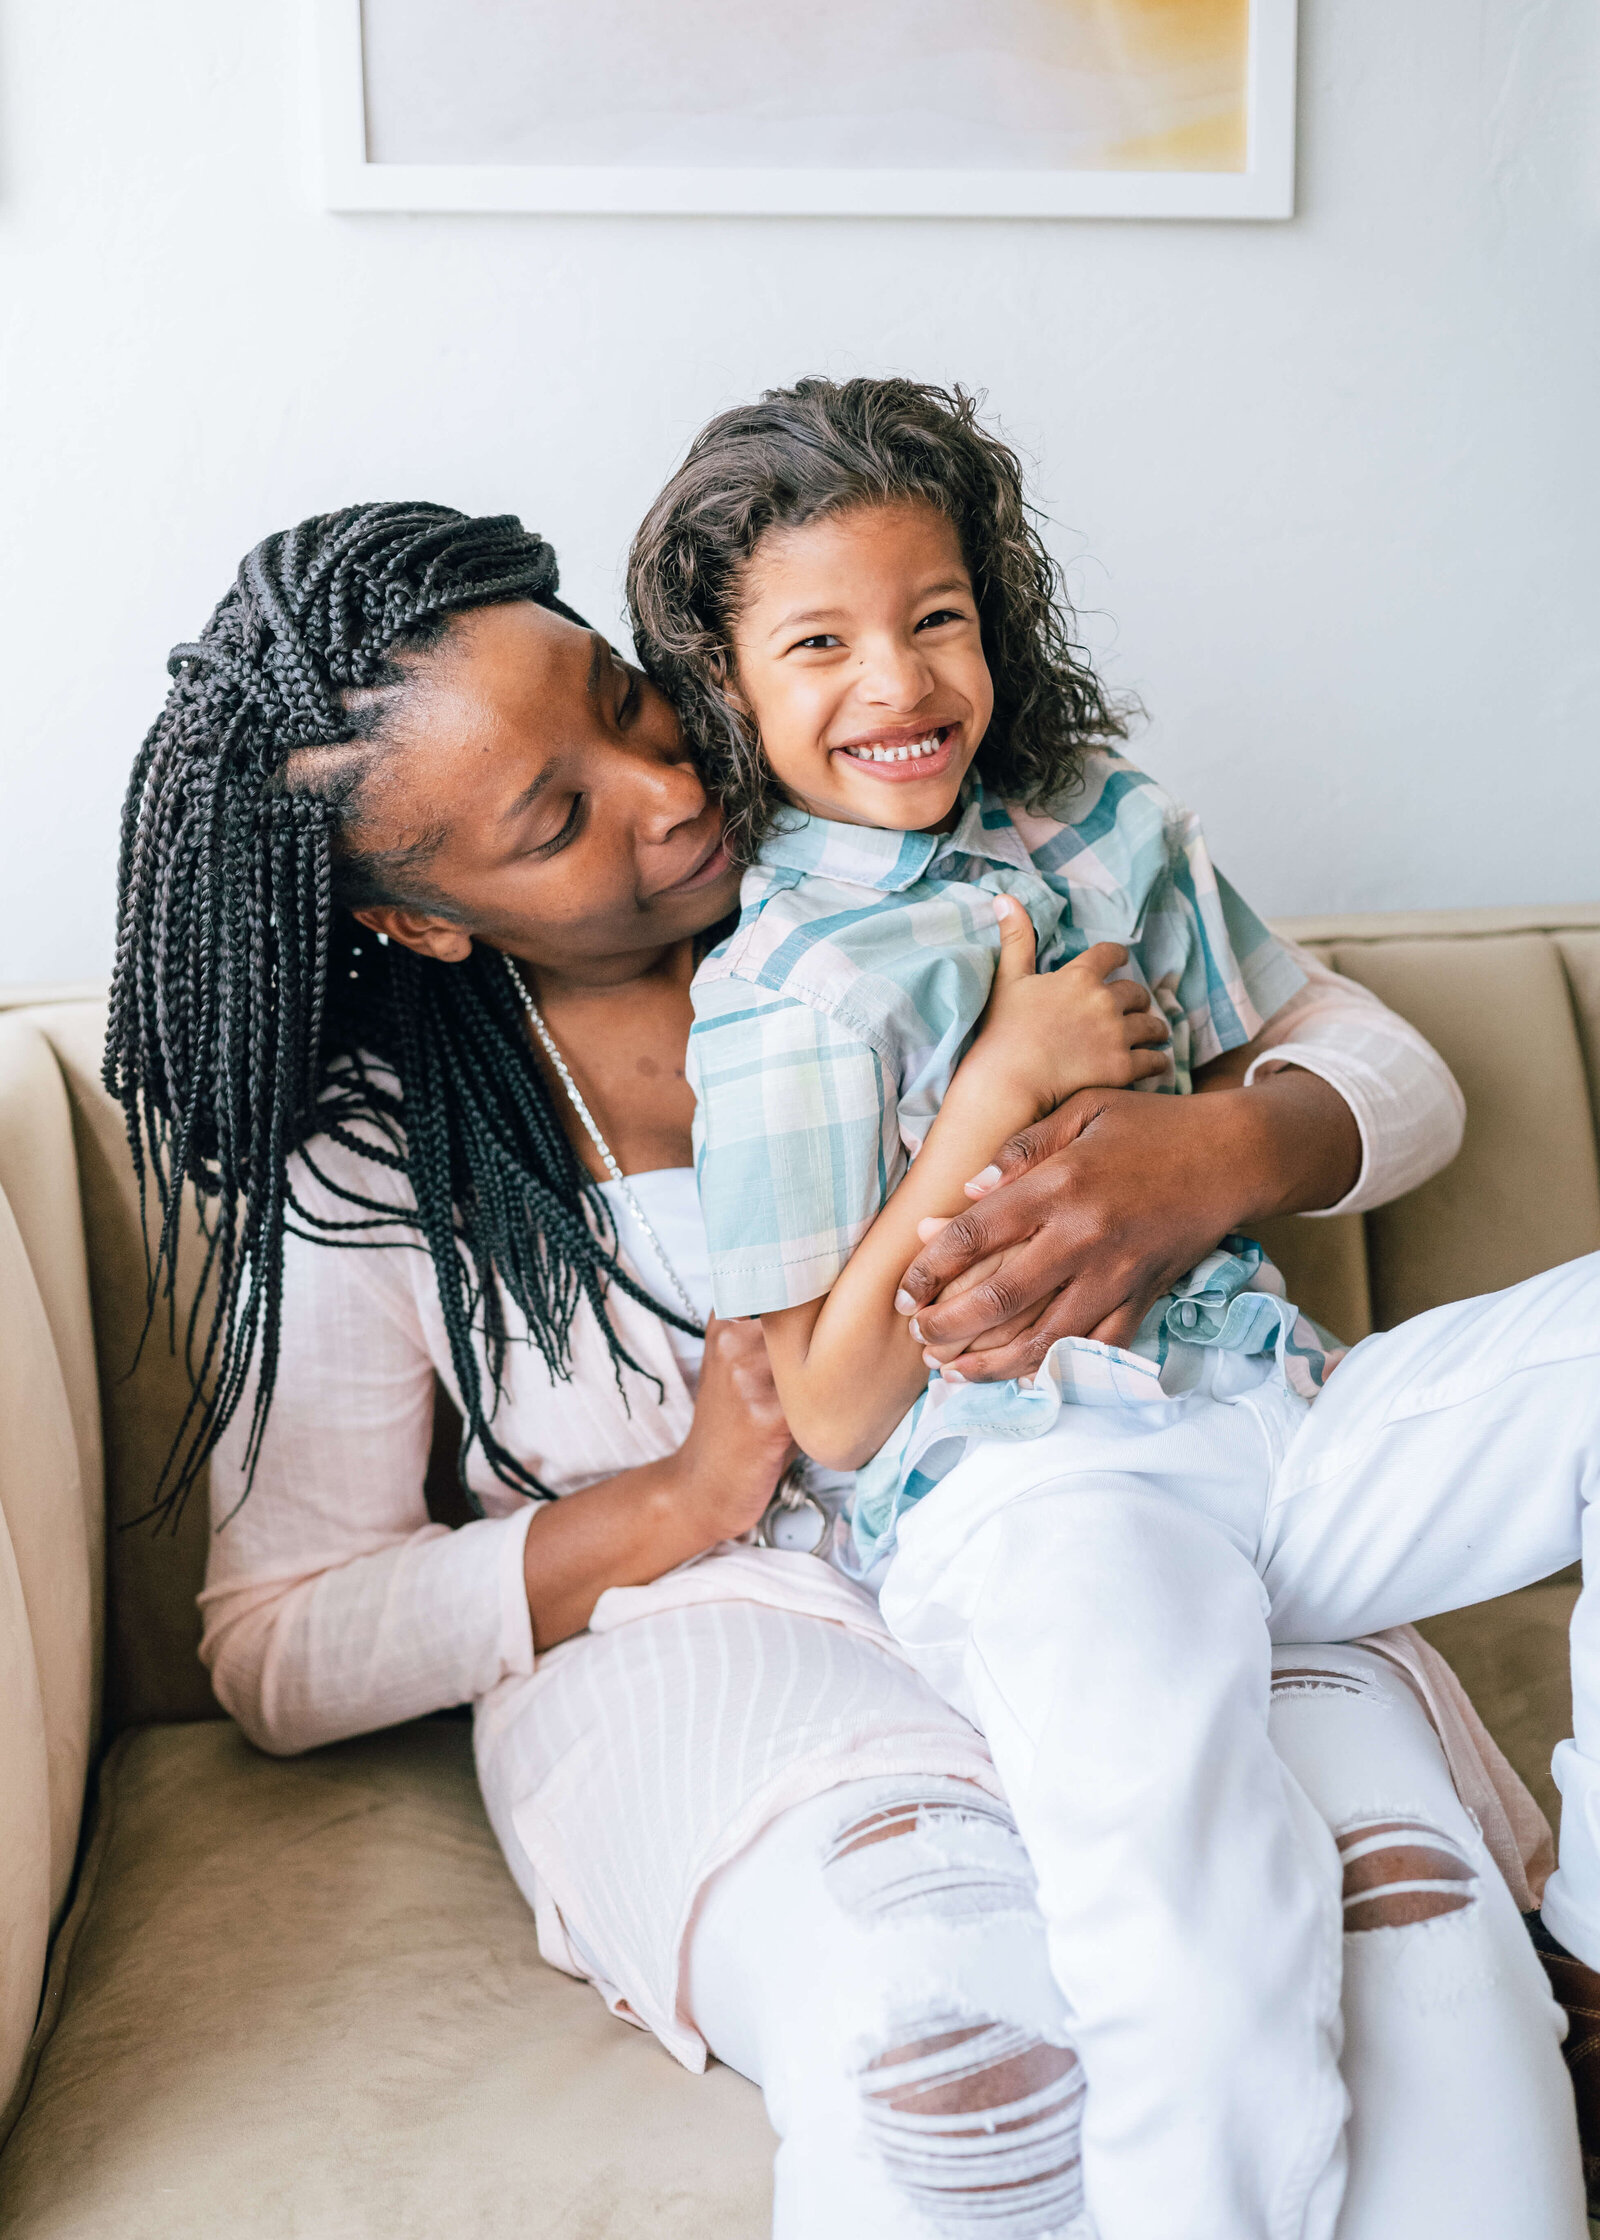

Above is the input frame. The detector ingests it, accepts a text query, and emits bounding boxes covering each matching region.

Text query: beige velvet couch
[1,903,1599,2238]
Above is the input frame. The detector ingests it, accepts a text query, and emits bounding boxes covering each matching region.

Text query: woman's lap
[477,1597,1581,2234]
[474,1588,994,2064]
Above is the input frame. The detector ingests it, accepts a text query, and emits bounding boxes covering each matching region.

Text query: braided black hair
[105,502,699,1528]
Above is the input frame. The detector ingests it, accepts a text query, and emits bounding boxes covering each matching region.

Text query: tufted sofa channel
[0,902,1598,2236]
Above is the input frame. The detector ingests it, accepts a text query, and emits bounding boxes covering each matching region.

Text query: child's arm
[760,900,1170,1470]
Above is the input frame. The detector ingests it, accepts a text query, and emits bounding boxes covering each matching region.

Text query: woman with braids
[107,477,1582,2239]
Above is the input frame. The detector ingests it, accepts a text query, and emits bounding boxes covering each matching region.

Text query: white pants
[687,1648,1580,2238]
[879,1253,1600,2240]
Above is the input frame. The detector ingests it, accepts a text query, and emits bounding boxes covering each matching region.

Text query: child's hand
[962,898,1171,1120]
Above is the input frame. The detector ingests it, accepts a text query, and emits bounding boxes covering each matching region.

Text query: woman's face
[338,601,742,983]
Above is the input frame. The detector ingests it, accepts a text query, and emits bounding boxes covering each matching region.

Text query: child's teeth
[847,733,942,762]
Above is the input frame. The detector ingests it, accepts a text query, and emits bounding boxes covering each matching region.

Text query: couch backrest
[2,899,1599,1764]
[0,1020,101,2113]
[13,1002,220,1736]
[1253,907,1600,1336]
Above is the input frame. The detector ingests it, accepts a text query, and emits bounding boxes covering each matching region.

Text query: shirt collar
[756,775,1035,894]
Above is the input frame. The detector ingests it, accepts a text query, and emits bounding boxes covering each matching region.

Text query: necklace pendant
[757,1488,830,1556]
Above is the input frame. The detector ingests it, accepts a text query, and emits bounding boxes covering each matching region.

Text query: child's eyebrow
[766,578,974,641]
[769,607,843,633]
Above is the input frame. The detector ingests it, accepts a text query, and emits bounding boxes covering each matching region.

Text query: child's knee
[857,2016,1085,2234]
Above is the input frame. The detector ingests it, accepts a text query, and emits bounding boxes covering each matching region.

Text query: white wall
[2,0,1596,983]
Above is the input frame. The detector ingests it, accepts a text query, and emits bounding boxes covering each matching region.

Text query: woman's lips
[829,723,960,784]
[662,832,732,895]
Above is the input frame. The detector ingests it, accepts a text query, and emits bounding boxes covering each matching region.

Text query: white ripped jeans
[686,1644,1580,2238]
[878,1253,1600,2240]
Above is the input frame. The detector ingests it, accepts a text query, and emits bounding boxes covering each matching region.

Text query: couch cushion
[1418,1577,1581,1835]
[0,1188,93,1937]
[0,1488,51,2120]
[0,1015,105,1653]
[0,1720,774,2238]
[1557,931,1600,1125]
[20,1002,217,1730]
[1326,933,1600,1327]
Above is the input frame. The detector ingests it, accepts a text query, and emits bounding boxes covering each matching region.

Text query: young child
[628,376,1600,2240]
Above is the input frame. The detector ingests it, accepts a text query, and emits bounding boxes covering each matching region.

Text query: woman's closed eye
[614,664,642,727]
[528,793,586,858]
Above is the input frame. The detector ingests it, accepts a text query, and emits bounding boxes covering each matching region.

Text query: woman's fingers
[927,1269,1161,1382]
[896,1110,1090,1310]
[905,1220,1077,1353]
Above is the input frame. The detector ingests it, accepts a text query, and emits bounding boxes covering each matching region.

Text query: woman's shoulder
[286,1054,422,1238]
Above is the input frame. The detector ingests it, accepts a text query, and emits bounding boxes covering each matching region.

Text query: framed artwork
[314,0,1297,221]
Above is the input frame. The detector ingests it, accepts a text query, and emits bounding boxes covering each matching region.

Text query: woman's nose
[631,747,709,843]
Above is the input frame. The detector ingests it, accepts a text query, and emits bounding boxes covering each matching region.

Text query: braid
[105,502,695,1529]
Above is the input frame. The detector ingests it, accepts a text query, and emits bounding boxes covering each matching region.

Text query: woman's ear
[350,903,473,964]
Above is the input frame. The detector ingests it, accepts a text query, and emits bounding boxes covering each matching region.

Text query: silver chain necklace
[504,955,826,1555]
[504,955,701,1329]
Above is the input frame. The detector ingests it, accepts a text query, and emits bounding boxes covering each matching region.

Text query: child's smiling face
[729,499,994,832]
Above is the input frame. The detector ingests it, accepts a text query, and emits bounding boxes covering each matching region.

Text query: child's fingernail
[993,896,1013,921]
[893,1289,917,1315]
[907,1317,924,1342]
[938,1366,966,1385]
[967,1165,1002,1193]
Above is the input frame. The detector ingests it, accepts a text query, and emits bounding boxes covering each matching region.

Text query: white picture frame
[313,0,1297,223]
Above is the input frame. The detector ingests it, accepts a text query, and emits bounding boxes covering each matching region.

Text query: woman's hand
[670,1316,799,1541]
[897,1068,1362,1380]
[523,1316,796,1650]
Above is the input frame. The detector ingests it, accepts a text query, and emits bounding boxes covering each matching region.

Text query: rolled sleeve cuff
[708,1239,855,1320]
[491,1504,538,1685]
[1242,1041,1460,1219]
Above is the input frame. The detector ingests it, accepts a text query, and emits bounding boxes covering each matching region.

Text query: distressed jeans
[686,1648,1578,2238]
[879,1252,1600,2240]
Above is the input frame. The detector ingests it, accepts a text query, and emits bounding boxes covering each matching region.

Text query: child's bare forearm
[760,1068,1038,1469]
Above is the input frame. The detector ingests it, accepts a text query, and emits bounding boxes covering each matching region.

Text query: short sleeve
[1135,813,1306,1083]
[688,984,900,1317]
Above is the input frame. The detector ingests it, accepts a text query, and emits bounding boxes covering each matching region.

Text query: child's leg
[884,1441,1348,2240]
[1258,1252,1600,1965]
[1267,1644,1586,2239]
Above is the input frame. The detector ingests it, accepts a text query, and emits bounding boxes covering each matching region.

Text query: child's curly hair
[626,376,1128,864]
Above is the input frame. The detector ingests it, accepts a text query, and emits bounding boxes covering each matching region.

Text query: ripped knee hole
[824,1788,1035,1925]
[1271,1664,1375,1700]
[859,2017,1085,2235]
[1338,1818,1477,1931]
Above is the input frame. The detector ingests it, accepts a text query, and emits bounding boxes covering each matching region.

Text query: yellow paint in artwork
[1075,0,1251,172]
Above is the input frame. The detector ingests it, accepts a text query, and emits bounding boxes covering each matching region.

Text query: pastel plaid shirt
[687,751,1346,1567]
[688,751,1306,1320]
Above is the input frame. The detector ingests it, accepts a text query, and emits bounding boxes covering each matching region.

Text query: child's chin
[824,761,959,833]
[834,772,963,829]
